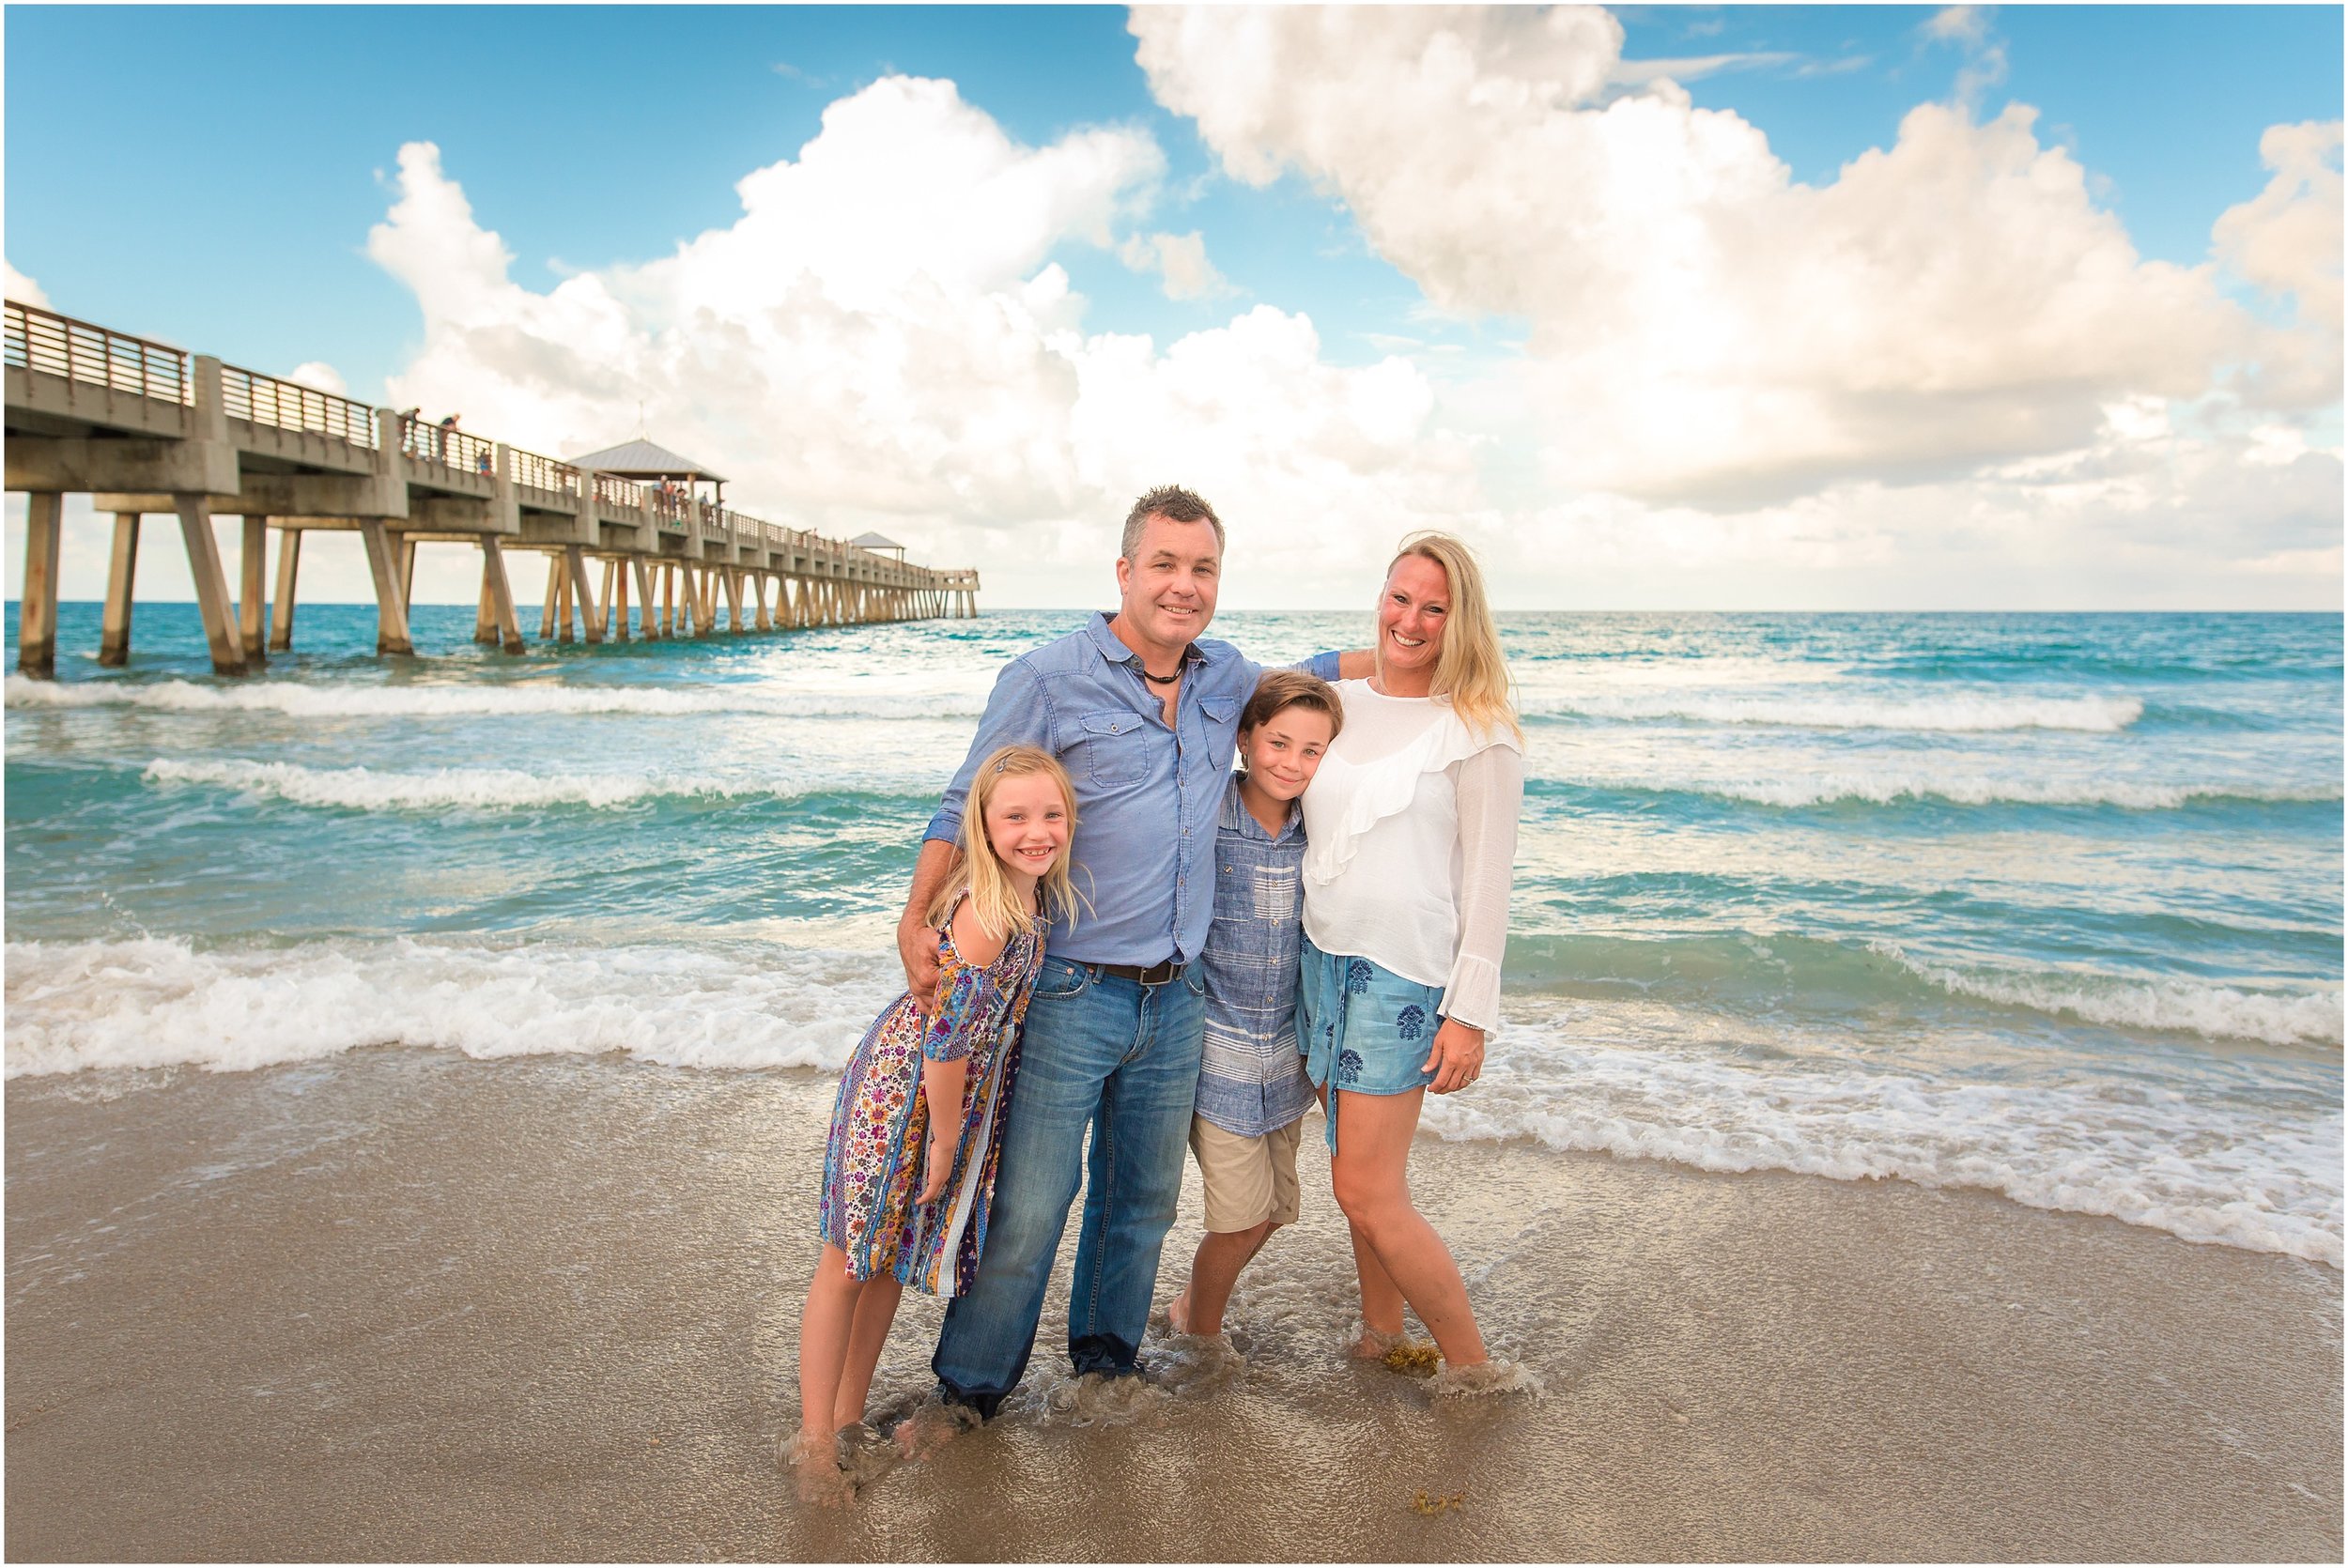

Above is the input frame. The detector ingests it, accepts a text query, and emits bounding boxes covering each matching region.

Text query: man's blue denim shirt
[925,612,1340,968]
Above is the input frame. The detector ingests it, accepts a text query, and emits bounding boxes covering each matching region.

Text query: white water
[1561,768,2339,811]
[8,935,2338,1267]
[7,673,991,722]
[10,676,2147,732]
[1519,689,2147,731]
[1881,945,2346,1049]
[141,758,851,812]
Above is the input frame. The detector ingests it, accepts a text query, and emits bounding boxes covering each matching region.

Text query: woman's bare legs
[1328,1088,1488,1366]
[1345,1219,1411,1355]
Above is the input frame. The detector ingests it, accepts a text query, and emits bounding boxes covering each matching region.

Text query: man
[896,484,1366,1425]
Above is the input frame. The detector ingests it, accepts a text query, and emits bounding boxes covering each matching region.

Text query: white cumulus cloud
[2213,118,2344,407]
[1129,6,2294,512]
[285,361,348,395]
[6,260,52,309]
[363,77,1470,600]
[1118,229,1234,300]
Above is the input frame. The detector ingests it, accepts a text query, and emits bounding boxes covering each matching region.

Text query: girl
[795,744,1077,1498]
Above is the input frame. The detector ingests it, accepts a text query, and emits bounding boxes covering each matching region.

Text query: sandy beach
[4,1048,2338,1561]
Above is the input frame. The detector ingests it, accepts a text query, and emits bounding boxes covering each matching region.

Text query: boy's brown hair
[1238,669,1344,757]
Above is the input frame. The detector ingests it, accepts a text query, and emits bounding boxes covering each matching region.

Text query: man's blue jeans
[931,955,1206,1419]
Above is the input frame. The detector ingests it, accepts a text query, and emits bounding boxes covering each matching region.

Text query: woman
[1299,531,1522,1372]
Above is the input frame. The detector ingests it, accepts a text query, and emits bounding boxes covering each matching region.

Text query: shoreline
[7,930,2337,1270]
[6,1049,2340,1561]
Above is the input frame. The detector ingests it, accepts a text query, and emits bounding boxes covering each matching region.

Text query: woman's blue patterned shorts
[1298,937,1445,1152]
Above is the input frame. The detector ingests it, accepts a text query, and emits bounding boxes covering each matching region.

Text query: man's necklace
[1139,666,1181,685]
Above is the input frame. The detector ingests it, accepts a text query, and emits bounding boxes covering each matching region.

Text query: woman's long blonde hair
[1376,530,1521,743]
[924,745,1083,941]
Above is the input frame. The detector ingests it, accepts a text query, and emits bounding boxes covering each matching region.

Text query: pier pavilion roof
[564,438,727,484]
[850,531,907,557]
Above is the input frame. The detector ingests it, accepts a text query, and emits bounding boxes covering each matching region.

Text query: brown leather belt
[1087,957,1185,987]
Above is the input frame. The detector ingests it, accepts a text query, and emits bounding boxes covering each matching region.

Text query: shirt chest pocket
[1076,710,1150,788]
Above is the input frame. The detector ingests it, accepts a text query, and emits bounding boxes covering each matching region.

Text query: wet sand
[6,1048,2340,1561]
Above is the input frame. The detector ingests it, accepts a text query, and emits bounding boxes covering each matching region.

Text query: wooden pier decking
[3,300,981,676]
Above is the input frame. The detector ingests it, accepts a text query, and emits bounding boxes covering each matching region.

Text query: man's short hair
[1120,485,1226,562]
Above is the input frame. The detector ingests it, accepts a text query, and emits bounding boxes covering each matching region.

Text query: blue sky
[6,6,2340,608]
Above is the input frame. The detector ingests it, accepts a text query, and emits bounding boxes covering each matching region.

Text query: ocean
[6,603,2340,1267]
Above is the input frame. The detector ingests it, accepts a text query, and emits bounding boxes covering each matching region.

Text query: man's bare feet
[1164,1289,1193,1337]
[891,1394,981,1461]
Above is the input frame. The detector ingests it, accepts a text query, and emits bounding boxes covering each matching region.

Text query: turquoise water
[6,603,2340,1262]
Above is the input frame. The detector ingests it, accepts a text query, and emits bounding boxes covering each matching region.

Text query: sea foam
[12,677,2139,732]
[1880,947,2345,1049]
[141,758,822,813]
[1556,770,2339,811]
[3,935,899,1079]
[5,674,986,722]
[7,937,2336,1267]
[1523,691,2145,732]
[1434,1009,2344,1268]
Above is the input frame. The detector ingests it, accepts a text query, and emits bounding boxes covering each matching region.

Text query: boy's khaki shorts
[1190,1114,1305,1233]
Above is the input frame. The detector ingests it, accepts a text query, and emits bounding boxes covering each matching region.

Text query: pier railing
[5,300,191,407]
[507,446,579,497]
[223,364,378,446]
[5,296,981,607]
[398,412,495,474]
[648,486,690,532]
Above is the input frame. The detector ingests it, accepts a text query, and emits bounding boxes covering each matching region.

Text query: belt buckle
[1139,958,1180,987]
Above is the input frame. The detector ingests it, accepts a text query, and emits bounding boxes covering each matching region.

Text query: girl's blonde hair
[1377,530,1522,743]
[925,745,1082,940]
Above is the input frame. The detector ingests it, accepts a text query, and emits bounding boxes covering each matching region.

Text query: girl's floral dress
[816,893,1045,1296]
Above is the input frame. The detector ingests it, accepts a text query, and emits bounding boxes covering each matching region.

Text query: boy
[1164,669,1343,1337]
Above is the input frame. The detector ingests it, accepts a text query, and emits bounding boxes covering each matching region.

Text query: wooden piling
[540,557,562,639]
[474,555,498,644]
[239,515,269,668]
[270,528,301,652]
[175,494,248,675]
[99,511,140,668]
[397,535,418,622]
[357,518,413,656]
[17,491,64,677]
[632,559,657,641]
[479,537,524,654]
[564,546,601,645]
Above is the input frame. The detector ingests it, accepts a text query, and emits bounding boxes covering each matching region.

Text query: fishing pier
[4,300,981,676]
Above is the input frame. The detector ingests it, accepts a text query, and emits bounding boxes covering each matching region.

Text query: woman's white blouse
[1299,680,1524,1031]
